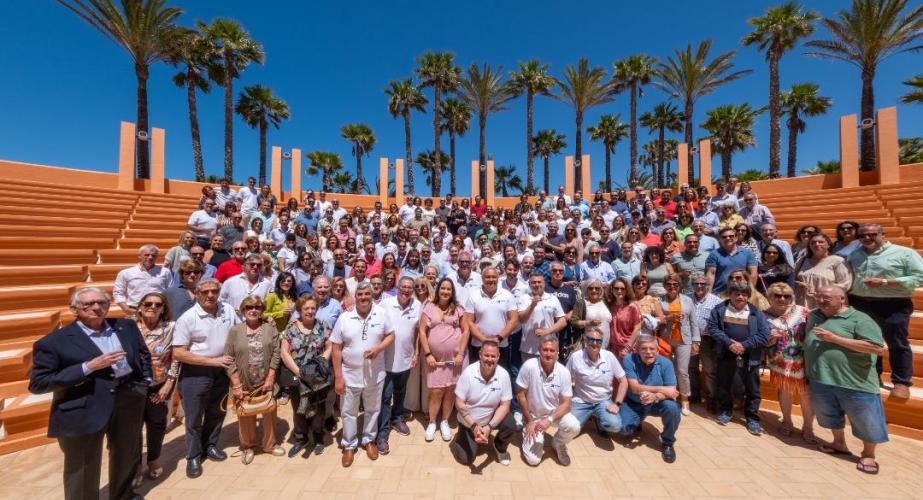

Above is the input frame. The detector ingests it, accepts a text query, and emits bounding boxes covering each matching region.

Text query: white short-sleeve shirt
[381,296,422,373]
[218,274,272,312]
[455,362,512,427]
[517,292,565,355]
[515,357,572,419]
[464,287,516,347]
[329,305,394,387]
[566,348,626,405]
[187,210,218,238]
[172,302,240,357]
[448,271,483,306]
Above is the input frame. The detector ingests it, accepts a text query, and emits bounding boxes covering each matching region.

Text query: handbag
[223,389,277,417]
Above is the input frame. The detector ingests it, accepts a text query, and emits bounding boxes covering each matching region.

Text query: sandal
[856,459,879,475]
[817,443,852,455]
[779,422,793,437]
[801,429,817,445]
[131,472,143,489]
[148,465,164,480]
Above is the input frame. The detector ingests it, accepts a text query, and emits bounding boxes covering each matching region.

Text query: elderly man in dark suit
[29,286,152,500]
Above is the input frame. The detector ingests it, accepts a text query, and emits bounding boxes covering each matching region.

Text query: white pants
[521,412,580,466]
[340,380,384,449]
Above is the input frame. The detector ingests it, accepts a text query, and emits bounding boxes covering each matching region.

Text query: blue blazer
[706,301,770,365]
[28,319,152,438]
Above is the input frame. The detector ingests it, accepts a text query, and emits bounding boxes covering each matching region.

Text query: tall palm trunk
[403,110,413,194]
[258,117,267,186]
[478,113,486,198]
[574,112,583,189]
[657,125,666,188]
[135,63,151,179]
[768,51,781,178]
[449,131,457,194]
[433,86,443,197]
[356,153,363,192]
[683,101,694,183]
[525,91,535,194]
[721,150,732,180]
[604,143,612,192]
[860,70,876,171]
[543,155,550,193]
[186,74,205,182]
[786,115,798,178]
[323,167,331,192]
[223,50,234,181]
[629,82,638,186]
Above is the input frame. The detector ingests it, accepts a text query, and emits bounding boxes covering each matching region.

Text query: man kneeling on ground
[566,328,628,436]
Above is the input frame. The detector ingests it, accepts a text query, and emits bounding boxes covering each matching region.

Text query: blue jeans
[617,399,681,446]
[810,381,889,444]
[377,369,410,440]
[571,400,622,433]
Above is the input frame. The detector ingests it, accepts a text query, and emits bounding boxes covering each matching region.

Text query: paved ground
[4,403,923,499]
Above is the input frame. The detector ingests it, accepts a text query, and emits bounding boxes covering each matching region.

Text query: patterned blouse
[766,305,809,397]
[139,321,180,386]
[285,320,329,368]
[246,328,267,382]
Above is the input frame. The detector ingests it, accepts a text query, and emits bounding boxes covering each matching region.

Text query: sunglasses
[142,301,164,309]
[585,337,604,346]
[772,294,793,300]
[243,305,263,312]
[182,270,203,276]
[693,283,707,288]
[190,252,205,257]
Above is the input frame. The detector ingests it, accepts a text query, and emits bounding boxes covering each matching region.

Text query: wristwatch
[614,401,622,407]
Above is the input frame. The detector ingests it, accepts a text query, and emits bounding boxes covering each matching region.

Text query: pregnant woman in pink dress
[418,278,469,442]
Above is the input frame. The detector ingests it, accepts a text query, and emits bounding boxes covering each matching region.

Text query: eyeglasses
[664,283,680,289]
[585,337,604,346]
[232,248,246,253]
[182,270,203,276]
[141,301,164,309]
[720,235,736,240]
[551,269,565,274]
[242,305,263,312]
[199,289,220,295]
[190,252,205,257]
[587,286,602,291]
[771,294,793,300]
[459,261,471,266]
[77,299,109,309]
[858,233,880,239]
[693,283,707,288]
[246,263,261,267]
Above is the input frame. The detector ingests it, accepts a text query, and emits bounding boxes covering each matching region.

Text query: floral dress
[140,321,179,386]
[285,320,329,368]
[766,305,809,397]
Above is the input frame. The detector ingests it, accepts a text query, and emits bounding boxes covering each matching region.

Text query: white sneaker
[425,422,436,442]
[513,411,523,430]
[681,401,691,416]
[492,441,511,466]
[439,420,452,441]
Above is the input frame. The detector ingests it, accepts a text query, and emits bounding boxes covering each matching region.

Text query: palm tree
[899,137,923,164]
[169,29,216,182]
[901,75,923,104]
[415,150,451,192]
[803,159,841,175]
[587,115,629,192]
[305,150,343,193]
[700,103,765,179]
[736,169,771,181]
[613,54,658,186]
[58,0,187,178]
[340,124,376,193]
[742,2,819,178]
[440,98,471,195]
[653,40,752,183]
[806,0,923,170]
[415,52,461,196]
[639,102,684,187]
[200,18,264,180]
[332,172,357,194]
[508,60,555,194]
[780,83,832,177]
[235,85,290,186]
[494,165,524,197]
[385,79,428,194]
[456,63,516,197]
[532,129,567,193]
[553,59,617,189]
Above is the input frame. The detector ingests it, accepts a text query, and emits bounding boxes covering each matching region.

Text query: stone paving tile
[6,403,923,499]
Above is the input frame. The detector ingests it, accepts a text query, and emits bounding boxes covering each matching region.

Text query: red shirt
[215,258,243,282]
[641,232,662,248]
[471,204,487,219]
[654,199,677,219]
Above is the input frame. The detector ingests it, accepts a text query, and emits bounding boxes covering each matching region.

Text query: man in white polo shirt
[566,328,628,436]
[331,282,395,468]
[517,273,567,362]
[187,198,218,247]
[172,278,239,479]
[218,253,272,314]
[451,340,515,466]
[464,266,518,369]
[516,337,580,466]
[376,277,422,455]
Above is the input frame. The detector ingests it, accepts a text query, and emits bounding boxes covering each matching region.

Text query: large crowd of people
[29,176,923,499]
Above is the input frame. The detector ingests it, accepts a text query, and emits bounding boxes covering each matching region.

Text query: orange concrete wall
[0,160,120,189]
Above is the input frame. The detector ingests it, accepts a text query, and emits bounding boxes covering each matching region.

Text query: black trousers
[290,389,329,445]
[178,365,229,460]
[58,380,147,500]
[716,354,762,423]
[450,411,516,465]
[850,295,914,386]
[143,383,171,462]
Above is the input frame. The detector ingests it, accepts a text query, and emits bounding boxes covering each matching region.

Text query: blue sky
[1,0,921,195]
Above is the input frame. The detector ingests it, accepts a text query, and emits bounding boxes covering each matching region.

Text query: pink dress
[423,303,467,388]
[610,302,642,359]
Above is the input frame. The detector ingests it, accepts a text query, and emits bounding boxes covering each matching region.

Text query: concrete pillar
[876,107,900,185]
[486,160,495,207]
[118,121,136,191]
[270,147,282,198]
[565,156,574,199]
[290,148,302,203]
[677,143,689,187]
[471,160,479,200]
[379,158,389,206]
[581,155,591,196]
[699,139,712,190]
[395,158,405,206]
[840,114,859,188]
[150,127,165,194]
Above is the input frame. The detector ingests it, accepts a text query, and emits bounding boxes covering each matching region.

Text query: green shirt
[847,242,923,298]
[804,307,883,394]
